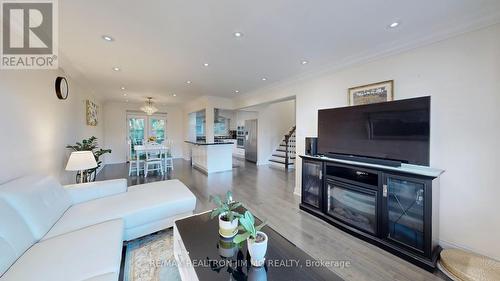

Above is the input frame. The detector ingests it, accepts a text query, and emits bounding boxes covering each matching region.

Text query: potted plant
[233,211,268,267]
[210,191,242,238]
[66,136,111,183]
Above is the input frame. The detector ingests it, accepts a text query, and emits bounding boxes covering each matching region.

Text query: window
[214,108,230,136]
[127,113,167,160]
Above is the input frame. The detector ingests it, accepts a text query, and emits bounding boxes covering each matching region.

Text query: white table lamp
[66,151,98,183]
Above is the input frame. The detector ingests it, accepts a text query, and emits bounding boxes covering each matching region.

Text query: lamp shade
[66,151,97,171]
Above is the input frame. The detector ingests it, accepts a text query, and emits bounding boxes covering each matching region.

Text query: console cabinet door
[301,159,323,210]
[382,174,431,256]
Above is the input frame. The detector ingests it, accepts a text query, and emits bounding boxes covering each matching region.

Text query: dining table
[133,144,170,176]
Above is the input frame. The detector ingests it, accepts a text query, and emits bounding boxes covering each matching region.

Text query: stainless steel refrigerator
[244,119,258,162]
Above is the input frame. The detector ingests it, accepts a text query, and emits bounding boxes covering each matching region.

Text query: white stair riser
[270,157,295,163]
[273,151,296,157]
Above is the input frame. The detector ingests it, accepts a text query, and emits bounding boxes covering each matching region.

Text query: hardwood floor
[97,158,448,281]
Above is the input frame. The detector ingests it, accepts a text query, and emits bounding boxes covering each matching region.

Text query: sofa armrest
[64,179,128,204]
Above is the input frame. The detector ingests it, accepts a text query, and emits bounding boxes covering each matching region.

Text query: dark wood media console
[299,155,444,271]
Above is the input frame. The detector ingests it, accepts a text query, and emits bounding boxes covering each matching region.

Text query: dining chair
[144,148,164,177]
[128,140,144,176]
[162,140,174,172]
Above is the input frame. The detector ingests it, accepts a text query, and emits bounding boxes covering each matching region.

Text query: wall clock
[55,76,69,100]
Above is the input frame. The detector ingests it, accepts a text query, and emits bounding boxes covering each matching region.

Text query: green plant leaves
[230,202,242,210]
[210,209,220,219]
[238,211,257,239]
[66,136,111,183]
[208,193,268,244]
[246,211,255,225]
[231,210,268,244]
[210,192,244,222]
[210,194,223,207]
[225,191,233,204]
[233,232,251,244]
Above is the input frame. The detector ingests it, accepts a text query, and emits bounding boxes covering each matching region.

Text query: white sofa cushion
[0,200,37,277]
[65,179,128,204]
[0,176,71,240]
[0,219,123,281]
[44,179,196,240]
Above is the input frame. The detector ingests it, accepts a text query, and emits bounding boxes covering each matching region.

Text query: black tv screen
[317,96,430,166]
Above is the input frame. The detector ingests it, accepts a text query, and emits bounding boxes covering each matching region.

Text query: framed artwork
[348,80,393,106]
[86,100,98,126]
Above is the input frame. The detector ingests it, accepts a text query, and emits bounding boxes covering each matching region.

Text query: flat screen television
[317,96,430,166]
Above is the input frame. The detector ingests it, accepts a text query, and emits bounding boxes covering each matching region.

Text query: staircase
[269,126,296,170]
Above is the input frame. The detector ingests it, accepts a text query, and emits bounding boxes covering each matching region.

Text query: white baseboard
[439,239,500,261]
[438,239,467,251]
[232,154,245,159]
[294,189,301,197]
[439,239,478,253]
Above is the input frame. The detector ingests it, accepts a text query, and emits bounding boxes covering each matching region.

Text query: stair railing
[284,126,296,170]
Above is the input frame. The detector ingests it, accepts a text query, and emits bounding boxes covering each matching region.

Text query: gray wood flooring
[97,158,448,281]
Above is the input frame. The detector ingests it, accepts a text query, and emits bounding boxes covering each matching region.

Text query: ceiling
[59,0,500,105]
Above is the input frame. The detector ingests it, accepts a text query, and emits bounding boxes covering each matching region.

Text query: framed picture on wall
[86,100,98,126]
[348,80,394,106]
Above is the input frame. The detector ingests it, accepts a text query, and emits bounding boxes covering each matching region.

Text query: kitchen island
[185,141,233,174]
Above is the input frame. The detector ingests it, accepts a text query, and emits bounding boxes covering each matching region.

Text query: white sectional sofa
[0,176,196,281]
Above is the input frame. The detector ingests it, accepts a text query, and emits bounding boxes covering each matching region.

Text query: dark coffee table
[174,211,345,281]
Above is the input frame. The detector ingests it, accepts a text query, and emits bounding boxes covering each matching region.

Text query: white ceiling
[59,0,500,104]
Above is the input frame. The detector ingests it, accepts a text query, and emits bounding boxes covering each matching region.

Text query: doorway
[127,113,167,161]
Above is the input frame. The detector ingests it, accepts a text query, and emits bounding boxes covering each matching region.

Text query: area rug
[123,229,181,281]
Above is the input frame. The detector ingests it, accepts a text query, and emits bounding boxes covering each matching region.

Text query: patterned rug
[123,229,181,281]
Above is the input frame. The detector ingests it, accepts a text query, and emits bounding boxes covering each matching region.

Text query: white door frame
[126,112,167,161]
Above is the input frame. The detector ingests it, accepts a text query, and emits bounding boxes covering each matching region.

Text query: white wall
[103,101,184,164]
[254,100,296,164]
[234,24,500,260]
[234,110,257,127]
[0,70,104,184]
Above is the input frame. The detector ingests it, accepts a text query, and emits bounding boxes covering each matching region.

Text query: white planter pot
[247,231,268,267]
[218,213,238,237]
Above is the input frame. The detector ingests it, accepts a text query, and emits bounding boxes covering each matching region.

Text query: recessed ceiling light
[186,80,192,84]
[203,63,209,67]
[112,67,120,71]
[102,35,114,42]
[234,90,239,93]
[301,60,309,65]
[233,32,243,37]
[389,22,400,28]
[125,99,129,103]
[120,86,126,90]
[123,93,127,96]
[261,77,267,81]
[173,94,177,97]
